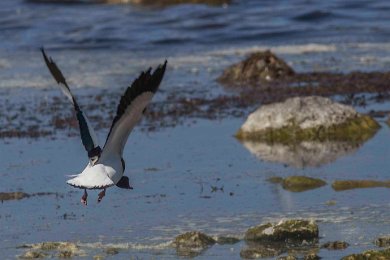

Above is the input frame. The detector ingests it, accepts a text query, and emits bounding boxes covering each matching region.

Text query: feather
[41,48,101,159]
[101,61,167,157]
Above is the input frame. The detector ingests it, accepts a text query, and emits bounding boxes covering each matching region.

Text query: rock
[0,192,30,201]
[321,241,349,250]
[93,255,105,260]
[174,231,216,257]
[245,219,319,242]
[240,245,282,259]
[104,247,120,255]
[20,242,85,258]
[375,236,390,247]
[304,253,321,260]
[277,256,297,260]
[216,236,241,244]
[240,140,361,168]
[236,96,380,143]
[332,180,390,191]
[341,248,390,260]
[19,250,47,259]
[218,51,294,85]
[281,176,327,192]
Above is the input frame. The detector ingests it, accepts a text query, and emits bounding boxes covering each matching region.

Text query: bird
[41,48,167,205]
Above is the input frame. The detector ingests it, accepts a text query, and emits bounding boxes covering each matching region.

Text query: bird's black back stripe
[104,61,167,145]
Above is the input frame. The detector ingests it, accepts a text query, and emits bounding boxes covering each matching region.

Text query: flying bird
[41,48,167,205]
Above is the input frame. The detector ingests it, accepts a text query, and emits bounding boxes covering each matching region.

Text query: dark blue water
[1,1,390,259]
[1,0,390,54]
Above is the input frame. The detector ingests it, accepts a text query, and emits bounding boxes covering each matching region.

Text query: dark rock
[341,248,390,260]
[375,236,390,247]
[245,219,319,242]
[321,241,349,250]
[218,51,294,85]
[332,180,390,191]
[104,247,120,255]
[174,231,216,257]
[282,176,327,192]
[216,236,240,244]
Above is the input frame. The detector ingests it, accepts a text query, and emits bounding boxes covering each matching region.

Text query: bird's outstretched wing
[101,61,167,158]
[41,48,101,159]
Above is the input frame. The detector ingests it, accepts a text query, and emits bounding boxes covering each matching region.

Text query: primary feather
[101,61,167,158]
[41,48,101,159]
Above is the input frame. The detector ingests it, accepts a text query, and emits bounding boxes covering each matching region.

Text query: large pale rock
[236,96,379,143]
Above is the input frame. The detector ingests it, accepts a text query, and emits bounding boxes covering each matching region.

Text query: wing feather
[41,48,101,158]
[101,61,167,157]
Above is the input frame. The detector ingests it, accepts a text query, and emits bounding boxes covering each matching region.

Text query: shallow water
[1,0,390,259]
[1,120,390,258]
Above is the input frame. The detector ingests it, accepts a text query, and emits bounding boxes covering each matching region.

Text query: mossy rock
[245,219,319,242]
[20,242,84,258]
[321,241,349,250]
[174,231,216,257]
[0,192,30,201]
[277,256,297,260]
[341,248,390,260]
[218,50,295,85]
[236,96,380,144]
[332,180,390,191]
[375,236,390,247]
[236,115,379,144]
[282,176,326,192]
[304,253,321,260]
[240,245,282,259]
[19,250,47,259]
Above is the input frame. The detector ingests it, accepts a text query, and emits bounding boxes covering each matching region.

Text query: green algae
[332,180,390,191]
[236,115,380,144]
[282,176,327,192]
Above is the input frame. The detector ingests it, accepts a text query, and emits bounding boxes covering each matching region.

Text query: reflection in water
[240,140,362,168]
